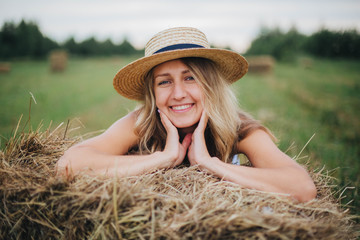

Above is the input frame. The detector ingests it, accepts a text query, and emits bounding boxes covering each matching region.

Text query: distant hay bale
[247,55,275,74]
[0,62,11,73]
[49,50,68,72]
[0,125,359,239]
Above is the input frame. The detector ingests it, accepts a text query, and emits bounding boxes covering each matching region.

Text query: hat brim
[113,48,248,100]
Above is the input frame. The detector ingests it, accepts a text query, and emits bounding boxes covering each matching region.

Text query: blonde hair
[133,57,272,162]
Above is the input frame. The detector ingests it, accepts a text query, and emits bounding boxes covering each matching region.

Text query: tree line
[0,20,142,60]
[245,26,360,61]
[1,19,359,60]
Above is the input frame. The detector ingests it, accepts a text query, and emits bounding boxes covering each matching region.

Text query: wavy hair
[133,57,272,162]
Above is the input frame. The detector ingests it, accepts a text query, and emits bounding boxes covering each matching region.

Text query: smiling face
[153,59,204,133]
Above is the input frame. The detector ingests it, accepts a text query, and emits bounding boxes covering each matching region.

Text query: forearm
[56,146,172,178]
[203,159,316,202]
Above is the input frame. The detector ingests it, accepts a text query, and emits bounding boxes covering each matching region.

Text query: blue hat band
[153,43,205,55]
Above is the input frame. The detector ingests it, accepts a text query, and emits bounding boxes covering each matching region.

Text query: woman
[57,27,316,202]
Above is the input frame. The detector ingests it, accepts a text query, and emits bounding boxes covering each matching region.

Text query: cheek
[154,90,166,108]
[191,87,205,103]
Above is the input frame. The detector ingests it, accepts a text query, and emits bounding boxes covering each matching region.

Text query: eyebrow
[154,70,190,79]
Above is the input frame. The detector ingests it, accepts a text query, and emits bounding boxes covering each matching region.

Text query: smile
[171,104,193,111]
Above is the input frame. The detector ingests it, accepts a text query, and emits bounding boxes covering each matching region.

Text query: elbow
[294,180,317,203]
[287,166,317,203]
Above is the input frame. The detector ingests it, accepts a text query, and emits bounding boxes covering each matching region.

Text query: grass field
[0,56,359,217]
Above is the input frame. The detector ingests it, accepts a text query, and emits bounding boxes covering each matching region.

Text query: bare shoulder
[75,111,139,155]
[236,129,298,168]
[237,129,274,152]
[105,110,138,135]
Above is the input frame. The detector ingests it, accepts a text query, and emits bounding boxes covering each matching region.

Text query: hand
[188,111,212,167]
[159,110,191,168]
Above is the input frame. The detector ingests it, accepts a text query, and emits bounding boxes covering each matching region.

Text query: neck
[178,124,198,139]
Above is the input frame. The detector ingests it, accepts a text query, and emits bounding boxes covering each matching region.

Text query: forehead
[153,59,189,75]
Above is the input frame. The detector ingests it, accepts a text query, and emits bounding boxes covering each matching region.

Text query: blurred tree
[99,39,116,55]
[115,38,139,55]
[305,29,360,59]
[78,37,100,56]
[16,20,44,57]
[42,37,59,56]
[0,19,143,59]
[63,37,78,55]
[246,26,360,60]
[246,26,307,61]
[0,20,58,59]
[62,36,141,56]
[0,21,17,59]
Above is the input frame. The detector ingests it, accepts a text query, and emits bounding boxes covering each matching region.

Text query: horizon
[1,0,360,53]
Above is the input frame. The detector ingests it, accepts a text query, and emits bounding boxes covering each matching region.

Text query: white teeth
[172,104,192,110]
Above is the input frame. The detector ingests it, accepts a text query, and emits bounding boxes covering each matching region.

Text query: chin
[174,122,198,131]
[175,125,192,129]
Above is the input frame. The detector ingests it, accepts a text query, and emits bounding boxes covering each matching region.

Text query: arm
[56,111,191,178]
[188,113,317,202]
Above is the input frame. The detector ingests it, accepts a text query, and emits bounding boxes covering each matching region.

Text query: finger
[169,133,192,167]
[159,110,181,164]
[181,133,192,149]
[159,110,176,133]
[195,111,208,133]
[187,143,198,166]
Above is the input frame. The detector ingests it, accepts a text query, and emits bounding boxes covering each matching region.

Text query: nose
[172,82,187,100]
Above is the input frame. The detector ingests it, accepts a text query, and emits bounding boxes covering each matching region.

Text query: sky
[0,0,359,53]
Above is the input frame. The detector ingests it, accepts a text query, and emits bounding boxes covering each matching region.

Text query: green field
[0,56,359,217]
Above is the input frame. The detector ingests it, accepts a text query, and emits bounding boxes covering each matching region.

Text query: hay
[49,50,68,72]
[247,55,275,74]
[0,62,11,73]
[0,125,359,240]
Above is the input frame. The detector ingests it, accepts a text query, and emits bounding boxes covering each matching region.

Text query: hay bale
[0,62,11,73]
[49,50,68,72]
[247,55,275,74]
[0,125,359,239]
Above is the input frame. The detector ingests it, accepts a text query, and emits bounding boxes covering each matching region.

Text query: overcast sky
[1,0,359,52]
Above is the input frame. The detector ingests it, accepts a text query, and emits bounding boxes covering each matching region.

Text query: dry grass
[246,55,275,74]
[49,50,68,72]
[0,62,11,73]
[0,123,359,239]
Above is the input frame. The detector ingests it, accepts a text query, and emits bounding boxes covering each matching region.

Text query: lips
[170,104,193,111]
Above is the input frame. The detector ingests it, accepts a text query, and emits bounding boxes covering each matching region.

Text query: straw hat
[113,27,248,100]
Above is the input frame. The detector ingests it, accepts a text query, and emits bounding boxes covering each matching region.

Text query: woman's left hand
[187,111,213,167]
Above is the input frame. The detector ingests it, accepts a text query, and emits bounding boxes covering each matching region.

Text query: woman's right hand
[158,110,192,168]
